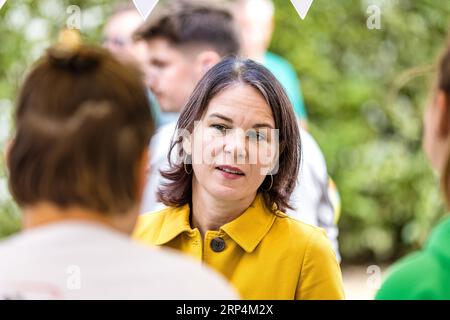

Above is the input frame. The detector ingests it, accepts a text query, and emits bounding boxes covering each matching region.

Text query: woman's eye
[247,130,266,141]
[211,124,227,132]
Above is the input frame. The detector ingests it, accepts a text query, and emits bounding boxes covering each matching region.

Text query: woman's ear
[436,91,450,137]
[182,134,192,156]
[260,146,279,176]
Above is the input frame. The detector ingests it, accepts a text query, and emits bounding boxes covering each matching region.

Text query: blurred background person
[0,33,237,300]
[103,3,146,64]
[103,3,163,128]
[376,39,450,300]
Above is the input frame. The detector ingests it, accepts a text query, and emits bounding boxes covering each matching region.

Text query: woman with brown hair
[134,57,344,300]
[0,32,237,300]
[376,41,450,300]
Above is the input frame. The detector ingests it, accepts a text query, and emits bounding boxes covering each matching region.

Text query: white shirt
[140,122,177,213]
[289,129,340,261]
[0,222,238,300]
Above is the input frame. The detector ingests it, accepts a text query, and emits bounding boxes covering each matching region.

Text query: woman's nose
[223,130,247,160]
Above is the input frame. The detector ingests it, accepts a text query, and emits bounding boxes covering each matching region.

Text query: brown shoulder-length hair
[437,41,450,208]
[158,57,301,212]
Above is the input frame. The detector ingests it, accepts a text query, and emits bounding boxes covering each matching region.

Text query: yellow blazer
[133,194,345,300]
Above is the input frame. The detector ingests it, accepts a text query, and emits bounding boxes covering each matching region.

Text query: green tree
[272,0,450,262]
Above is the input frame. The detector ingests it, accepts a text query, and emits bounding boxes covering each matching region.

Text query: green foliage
[272,0,450,262]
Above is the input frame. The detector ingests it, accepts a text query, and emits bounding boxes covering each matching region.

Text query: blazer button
[210,237,226,252]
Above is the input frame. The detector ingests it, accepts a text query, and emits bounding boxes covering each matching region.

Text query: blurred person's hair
[134,0,240,57]
[8,36,155,214]
[158,57,301,212]
[438,40,450,207]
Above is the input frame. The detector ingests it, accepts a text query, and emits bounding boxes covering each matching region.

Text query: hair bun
[47,29,102,72]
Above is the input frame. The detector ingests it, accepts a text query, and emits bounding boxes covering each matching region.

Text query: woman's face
[187,84,278,202]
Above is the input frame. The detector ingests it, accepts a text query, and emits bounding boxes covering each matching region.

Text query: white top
[141,122,340,261]
[0,222,238,300]
[140,122,177,213]
[288,129,340,261]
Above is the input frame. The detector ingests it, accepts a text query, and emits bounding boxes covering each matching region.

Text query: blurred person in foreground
[0,31,237,300]
[376,40,450,300]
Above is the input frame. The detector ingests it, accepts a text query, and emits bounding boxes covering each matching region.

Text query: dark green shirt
[376,217,450,300]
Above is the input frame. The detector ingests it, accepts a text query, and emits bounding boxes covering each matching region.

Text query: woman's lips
[215,165,245,180]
